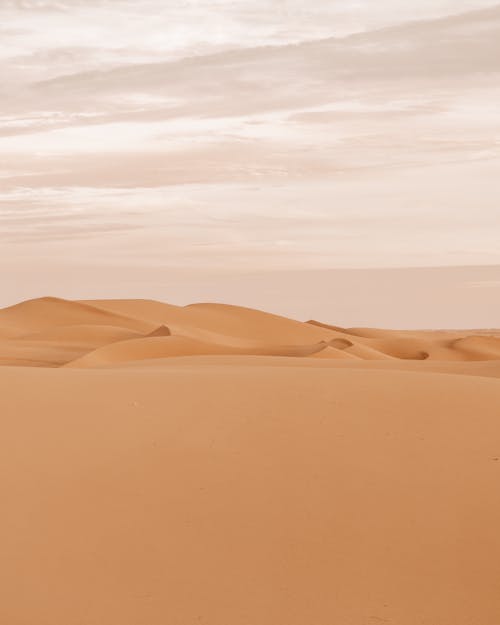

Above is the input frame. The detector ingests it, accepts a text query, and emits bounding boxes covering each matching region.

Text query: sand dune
[0,296,499,369]
[452,335,500,361]
[66,335,330,368]
[19,323,143,344]
[1,296,500,624]
[310,345,361,360]
[0,296,153,337]
[82,299,339,344]
[1,360,500,624]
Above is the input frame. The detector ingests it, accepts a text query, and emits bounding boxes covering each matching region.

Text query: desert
[1,296,500,624]
[2,0,500,622]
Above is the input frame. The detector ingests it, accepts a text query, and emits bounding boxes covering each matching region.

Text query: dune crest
[0,297,498,370]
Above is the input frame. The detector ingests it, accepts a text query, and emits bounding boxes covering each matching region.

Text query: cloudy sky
[1,1,499,324]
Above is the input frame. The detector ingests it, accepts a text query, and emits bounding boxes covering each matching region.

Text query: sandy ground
[1,296,500,624]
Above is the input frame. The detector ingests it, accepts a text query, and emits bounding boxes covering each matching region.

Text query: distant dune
[1,296,499,368]
[1,296,500,624]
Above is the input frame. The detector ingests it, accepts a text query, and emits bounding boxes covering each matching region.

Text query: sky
[1,0,499,325]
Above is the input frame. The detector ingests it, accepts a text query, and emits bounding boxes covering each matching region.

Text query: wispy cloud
[1,0,500,278]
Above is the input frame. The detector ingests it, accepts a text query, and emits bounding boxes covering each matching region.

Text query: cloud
[3,0,68,10]
[21,4,498,125]
[1,0,112,10]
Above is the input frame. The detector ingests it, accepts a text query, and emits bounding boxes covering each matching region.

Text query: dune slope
[1,364,500,624]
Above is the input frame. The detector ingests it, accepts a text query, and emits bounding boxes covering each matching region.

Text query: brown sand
[1,296,500,624]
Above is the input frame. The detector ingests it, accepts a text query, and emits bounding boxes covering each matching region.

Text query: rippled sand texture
[1,296,500,624]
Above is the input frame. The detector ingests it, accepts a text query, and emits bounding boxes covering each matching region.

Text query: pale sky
[1,1,499,325]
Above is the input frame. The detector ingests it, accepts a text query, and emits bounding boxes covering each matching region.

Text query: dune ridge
[0,296,498,372]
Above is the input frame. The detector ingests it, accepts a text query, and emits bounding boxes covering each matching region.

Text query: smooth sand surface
[1,296,500,624]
